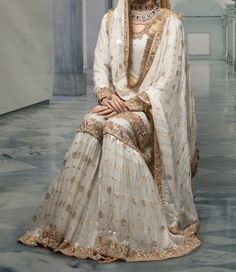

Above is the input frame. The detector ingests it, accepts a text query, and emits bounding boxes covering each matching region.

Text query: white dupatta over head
[109,0,200,235]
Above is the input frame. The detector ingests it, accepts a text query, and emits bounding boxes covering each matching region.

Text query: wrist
[95,87,113,104]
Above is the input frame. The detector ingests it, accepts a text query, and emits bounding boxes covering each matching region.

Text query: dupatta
[107,0,200,235]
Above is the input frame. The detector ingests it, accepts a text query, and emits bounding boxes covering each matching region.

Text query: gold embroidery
[95,87,113,104]
[127,235,200,262]
[95,236,129,260]
[103,111,153,164]
[77,118,103,142]
[124,96,150,112]
[18,224,201,263]
[113,112,152,150]
[103,121,151,165]
[127,73,139,87]
[138,92,151,106]
[151,126,163,199]
[124,0,130,70]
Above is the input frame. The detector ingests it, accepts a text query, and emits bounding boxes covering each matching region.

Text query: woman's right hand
[101,94,128,113]
[91,105,120,120]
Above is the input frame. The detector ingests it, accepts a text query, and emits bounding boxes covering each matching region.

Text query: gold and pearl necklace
[129,1,160,25]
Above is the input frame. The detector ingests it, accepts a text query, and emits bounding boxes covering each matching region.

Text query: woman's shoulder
[102,8,114,34]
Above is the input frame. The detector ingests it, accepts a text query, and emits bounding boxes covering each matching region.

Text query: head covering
[160,0,171,9]
[109,0,200,237]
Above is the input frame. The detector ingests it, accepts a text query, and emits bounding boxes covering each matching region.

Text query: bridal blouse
[18,3,201,263]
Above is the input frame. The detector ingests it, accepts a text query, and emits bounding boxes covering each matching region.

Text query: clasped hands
[92,94,128,119]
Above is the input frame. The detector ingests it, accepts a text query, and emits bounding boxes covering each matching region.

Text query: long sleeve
[93,11,114,103]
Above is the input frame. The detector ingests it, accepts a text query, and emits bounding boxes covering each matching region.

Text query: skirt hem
[18,229,201,263]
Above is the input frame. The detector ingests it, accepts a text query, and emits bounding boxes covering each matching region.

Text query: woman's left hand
[102,94,128,113]
[92,105,113,115]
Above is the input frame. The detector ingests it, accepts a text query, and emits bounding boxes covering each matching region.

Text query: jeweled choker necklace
[129,5,160,23]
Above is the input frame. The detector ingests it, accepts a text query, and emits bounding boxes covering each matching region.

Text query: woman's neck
[130,0,157,11]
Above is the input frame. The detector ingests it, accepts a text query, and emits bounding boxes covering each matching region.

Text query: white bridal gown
[18,11,201,263]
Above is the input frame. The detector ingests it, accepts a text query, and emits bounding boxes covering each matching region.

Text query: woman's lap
[77,109,153,165]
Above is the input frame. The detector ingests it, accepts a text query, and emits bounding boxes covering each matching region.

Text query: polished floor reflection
[0,61,236,272]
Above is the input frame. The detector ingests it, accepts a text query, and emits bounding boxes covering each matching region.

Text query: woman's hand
[101,94,128,113]
[92,105,114,116]
[91,105,119,120]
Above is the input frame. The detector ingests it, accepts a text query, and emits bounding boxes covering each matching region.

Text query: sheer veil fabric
[18,0,201,263]
[109,0,200,232]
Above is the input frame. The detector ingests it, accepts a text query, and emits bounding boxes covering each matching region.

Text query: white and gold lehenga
[18,0,201,263]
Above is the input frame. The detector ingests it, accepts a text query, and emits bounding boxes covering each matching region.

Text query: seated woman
[18,0,201,263]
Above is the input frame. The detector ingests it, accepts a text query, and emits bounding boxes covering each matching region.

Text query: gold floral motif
[18,224,201,263]
[77,118,103,143]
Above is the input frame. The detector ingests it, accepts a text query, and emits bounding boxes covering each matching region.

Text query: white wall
[172,0,235,60]
[0,0,53,115]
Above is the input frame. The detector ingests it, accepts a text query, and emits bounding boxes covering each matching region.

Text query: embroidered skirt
[18,110,201,263]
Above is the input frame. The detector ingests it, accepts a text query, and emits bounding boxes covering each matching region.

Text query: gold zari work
[95,87,113,104]
[19,225,201,263]
[77,118,103,143]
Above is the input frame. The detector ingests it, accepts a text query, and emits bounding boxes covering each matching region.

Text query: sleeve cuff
[124,92,151,112]
[95,87,113,104]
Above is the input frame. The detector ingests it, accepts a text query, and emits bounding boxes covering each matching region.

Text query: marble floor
[0,60,236,272]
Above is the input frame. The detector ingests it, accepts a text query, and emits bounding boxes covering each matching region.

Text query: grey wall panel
[0,0,53,115]
[53,0,86,96]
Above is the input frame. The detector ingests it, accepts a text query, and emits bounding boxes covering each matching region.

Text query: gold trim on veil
[160,0,171,9]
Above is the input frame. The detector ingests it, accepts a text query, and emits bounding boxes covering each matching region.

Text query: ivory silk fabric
[18,0,201,263]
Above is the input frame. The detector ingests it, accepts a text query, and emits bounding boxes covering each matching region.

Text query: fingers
[112,96,127,112]
[104,111,118,120]
[106,100,122,113]
[102,95,128,113]
[96,108,114,116]
[115,99,128,112]
[92,105,108,113]
[102,100,116,111]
